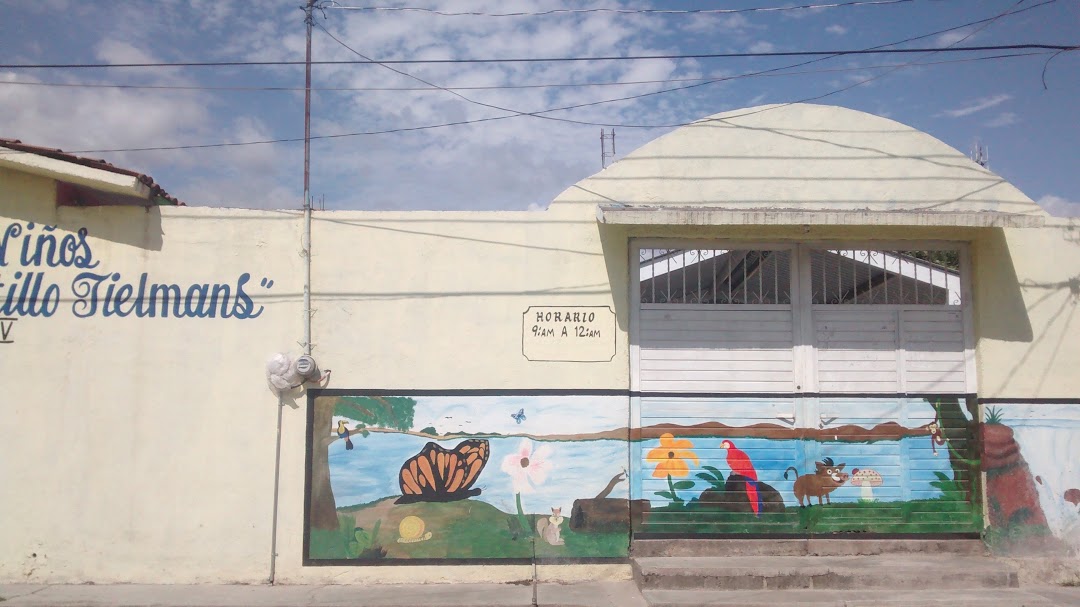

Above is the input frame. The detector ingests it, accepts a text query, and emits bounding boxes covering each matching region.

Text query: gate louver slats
[639,307,794,393]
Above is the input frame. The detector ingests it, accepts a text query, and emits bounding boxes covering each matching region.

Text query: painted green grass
[309,514,376,560]
[641,498,983,534]
[309,498,628,561]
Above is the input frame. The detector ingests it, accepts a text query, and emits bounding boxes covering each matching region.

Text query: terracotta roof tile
[0,138,183,206]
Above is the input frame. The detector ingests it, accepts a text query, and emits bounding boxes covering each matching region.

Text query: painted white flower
[500,439,553,494]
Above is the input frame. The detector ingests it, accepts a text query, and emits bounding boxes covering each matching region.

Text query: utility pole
[273,0,317,588]
[302,0,315,356]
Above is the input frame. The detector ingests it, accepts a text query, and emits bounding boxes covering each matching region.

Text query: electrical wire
[0,48,1049,157]
[327,0,920,17]
[0,44,1074,70]
[309,0,1060,130]
[0,49,1053,156]
[701,0,1031,123]
[0,52,1051,93]
[0,0,1064,154]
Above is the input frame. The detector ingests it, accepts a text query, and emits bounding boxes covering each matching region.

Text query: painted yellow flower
[646,433,699,478]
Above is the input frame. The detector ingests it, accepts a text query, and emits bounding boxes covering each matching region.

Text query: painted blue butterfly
[510,408,526,424]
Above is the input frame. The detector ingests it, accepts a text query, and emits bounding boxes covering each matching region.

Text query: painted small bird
[336,420,354,450]
[721,440,762,516]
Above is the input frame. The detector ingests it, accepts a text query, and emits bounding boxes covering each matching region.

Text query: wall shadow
[975,228,1033,343]
[3,203,165,252]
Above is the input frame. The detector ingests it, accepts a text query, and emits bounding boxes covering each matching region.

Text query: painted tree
[309,395,416,530]
[931,396,981,503]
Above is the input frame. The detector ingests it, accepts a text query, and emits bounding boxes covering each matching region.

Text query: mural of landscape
[305,391,633,563]
[305,391,990,563]
[630,396,982,536]
[983,402,1080,555]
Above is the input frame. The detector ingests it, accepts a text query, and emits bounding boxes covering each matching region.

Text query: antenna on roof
[600,128,616,169]
[971,139,989,168]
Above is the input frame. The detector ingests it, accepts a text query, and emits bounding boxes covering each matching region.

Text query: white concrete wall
[0,167,304,583]
[973,219,1080,399]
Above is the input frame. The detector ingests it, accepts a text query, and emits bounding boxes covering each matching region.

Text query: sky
[0,0,1077,215]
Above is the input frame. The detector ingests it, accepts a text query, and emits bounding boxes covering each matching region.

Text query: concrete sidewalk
[0,581,647,607]
[4,581,1080,606]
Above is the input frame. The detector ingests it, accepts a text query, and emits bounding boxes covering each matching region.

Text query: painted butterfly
[511,408,526,424]
[395,439,489,504]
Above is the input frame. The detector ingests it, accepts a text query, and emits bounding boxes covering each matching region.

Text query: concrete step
[643,587,1073,607]
[633,555,1018,591]
[631,538,988,558]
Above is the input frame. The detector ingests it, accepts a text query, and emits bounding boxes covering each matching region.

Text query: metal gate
[629,243,981,536]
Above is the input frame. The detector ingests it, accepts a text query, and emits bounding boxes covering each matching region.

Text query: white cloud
[748,41,776,54]
[986,112,1018,128]
[937,94,1012,118]
[935,28,977,47]
[681,13,755,34]
[10,1,1064,214]
[781,4,827,19]
[1,1,716,211]
[1037,195,1080,217]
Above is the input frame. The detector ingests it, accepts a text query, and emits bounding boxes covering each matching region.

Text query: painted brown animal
[784,457,850,507]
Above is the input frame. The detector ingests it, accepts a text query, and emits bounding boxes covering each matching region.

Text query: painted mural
[630,396,982,535]
[305,391,631,563]
[305,391,987,562]
[984,403,1080,555]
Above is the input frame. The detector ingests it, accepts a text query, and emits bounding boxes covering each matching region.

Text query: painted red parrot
[721,440,762,516]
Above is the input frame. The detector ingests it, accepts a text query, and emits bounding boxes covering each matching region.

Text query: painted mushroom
[850,468,882,501]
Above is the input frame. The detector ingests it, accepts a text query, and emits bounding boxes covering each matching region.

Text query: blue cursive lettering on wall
[71,272,265,319]
[0,221,269,320]
[0,222,98,269]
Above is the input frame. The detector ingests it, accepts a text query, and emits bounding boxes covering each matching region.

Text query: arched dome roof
[551,104,1045,224]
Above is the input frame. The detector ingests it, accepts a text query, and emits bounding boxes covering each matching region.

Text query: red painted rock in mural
[1065,489,1080,507]
[982,423,1048,529]
[698,475,785,514]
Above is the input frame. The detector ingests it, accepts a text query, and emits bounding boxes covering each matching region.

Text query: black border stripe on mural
[302,386,316,567]
[634,532,981,541]
[629,391,977,399]
[979,397,1080,404]
[310,388,978,399]
[303,557,629,567]
[308,388,630,398]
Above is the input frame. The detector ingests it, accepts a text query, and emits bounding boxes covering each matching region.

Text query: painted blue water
[329,434,629,515]
[330,433,961,514]
[631,436,960,507]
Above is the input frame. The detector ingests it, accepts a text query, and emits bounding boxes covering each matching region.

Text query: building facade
[1,104,1077,585]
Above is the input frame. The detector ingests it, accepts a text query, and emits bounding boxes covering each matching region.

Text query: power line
[310,0,1061,131]
[0,0,1062,154]
[0,44,1074,70]
[0,52,1051,93]
[704,0,1030,124]
[327,0,920,17]
[0,49,1048,156]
